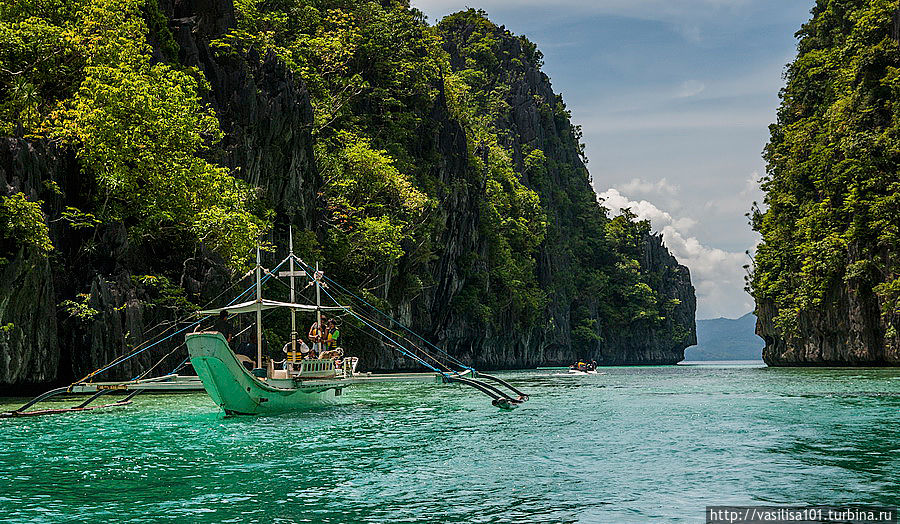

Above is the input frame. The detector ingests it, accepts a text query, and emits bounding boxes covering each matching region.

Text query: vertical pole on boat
[315,261,322,346]
[288,227,297,363]
[255,245,263,370]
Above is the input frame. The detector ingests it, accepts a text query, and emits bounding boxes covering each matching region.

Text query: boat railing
[295,358,338,379]
[278,355,359,379]
[338,357,359,378]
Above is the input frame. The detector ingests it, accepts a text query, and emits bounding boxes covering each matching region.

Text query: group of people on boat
[570,360,598,372]
[208,310,342,363]
[288,316,341,359]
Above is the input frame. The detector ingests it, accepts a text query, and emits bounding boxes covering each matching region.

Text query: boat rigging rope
[292,263,449,376]
[290,256,528,405]
[348,309,459,373]
[342,311,457,373]
[163,307,275,376]
[72,256,290,386]
[294,256,474,372]
[263,269,459,373]
[133,340,187,381]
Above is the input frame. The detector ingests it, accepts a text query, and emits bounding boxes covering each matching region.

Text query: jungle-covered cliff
[0,0,695,390]
[750,0,900,366]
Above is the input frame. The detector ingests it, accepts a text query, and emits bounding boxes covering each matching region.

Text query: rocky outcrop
[428,18,696,368]
[751,1,899,367]
[353,28,697,371]
[0,140,67,389]
[0,0,320,389]
[757,282,899,366]
[0,249,57,387]
[602,234,696,364]
[157,0,319,230]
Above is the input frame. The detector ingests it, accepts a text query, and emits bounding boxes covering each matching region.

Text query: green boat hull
[186,332,344,415]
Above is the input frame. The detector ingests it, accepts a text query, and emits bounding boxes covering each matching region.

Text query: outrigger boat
[186,230,528,415]
[2,231,528,418]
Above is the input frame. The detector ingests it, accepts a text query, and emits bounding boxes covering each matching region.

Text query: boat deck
[66,370,454,394]
[300,371,447,387]
[68,374,207,393]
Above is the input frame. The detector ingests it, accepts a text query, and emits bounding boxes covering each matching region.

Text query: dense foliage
[750,0,900,338]
[0,192,52,264]
[438,10,682,343]
[0,0,267,269]
[1,0,690,356]
[224,3,684,343]
[224,1,552,325]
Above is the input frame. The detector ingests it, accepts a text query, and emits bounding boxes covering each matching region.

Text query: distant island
[682,313,762,362]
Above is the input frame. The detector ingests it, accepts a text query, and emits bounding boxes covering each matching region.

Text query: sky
[412,0,816,319]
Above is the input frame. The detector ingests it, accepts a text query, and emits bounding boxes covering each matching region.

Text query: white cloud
[414,0,749,23]
[598,188,751,318]
[415,0,756,42]
[618,177,679,196]
[704,171,764,217]
[676,80,706,98]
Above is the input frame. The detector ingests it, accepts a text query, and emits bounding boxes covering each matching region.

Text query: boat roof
[199,299,347,315]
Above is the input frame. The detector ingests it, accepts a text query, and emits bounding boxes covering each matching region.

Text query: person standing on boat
[282,339,310,368]
[308,317,324,356]
[326,320,340,349]
[214,311,233,344]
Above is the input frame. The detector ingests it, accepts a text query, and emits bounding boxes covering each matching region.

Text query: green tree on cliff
[225,0,550,323]
[0,0,266,269]
[751,0,900,340]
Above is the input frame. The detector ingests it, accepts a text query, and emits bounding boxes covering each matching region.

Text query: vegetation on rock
[750,0,900,344]
[0,0,695,382]
[1,0,267,270]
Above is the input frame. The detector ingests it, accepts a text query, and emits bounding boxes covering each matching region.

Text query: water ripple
[0,366,898,522]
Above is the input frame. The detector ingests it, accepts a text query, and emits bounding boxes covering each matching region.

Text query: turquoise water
[1,363,898,523]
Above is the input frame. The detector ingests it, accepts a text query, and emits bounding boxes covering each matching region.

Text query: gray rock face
[157,0,319,230]
[0,249,58,386]
[0,0,319,389]
[426,20,697,368]
[0,140,66,388]
[757,280,900,366]
[603,234,696,365]
[893,8,900,43]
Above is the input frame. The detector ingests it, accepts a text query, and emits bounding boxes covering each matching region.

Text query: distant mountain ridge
[683,313,762,361]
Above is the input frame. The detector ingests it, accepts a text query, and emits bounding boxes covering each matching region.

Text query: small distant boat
[567,360,599,375]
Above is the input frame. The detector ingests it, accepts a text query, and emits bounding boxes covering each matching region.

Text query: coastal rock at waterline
[602,234,697,365]
[757,281,900,366]
[0,249,58,387]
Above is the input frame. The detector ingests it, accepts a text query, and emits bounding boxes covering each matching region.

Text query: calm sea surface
[1,363,898,523]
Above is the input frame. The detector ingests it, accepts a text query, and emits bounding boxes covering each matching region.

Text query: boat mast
[288,227,297,362]
[315,261,322,345]
[255,245,263,369]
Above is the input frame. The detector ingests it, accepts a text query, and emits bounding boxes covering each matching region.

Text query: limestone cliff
[431,14,696,367]
[0,141,66,387]
[0,0,696,389]
[750,0,899,367]
[757,286,898,366]
[0,1,320,389]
